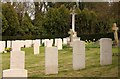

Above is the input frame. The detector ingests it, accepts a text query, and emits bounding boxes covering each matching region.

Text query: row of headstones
[2,38,112,78]
[0,37,75,53]
[46,38,112,72]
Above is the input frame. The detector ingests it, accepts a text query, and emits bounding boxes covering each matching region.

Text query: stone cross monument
[112,23,119,46]
[70,5,77,37]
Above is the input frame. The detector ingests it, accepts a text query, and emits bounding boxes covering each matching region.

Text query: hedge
[79,32,114,41]
[1,32,120,41]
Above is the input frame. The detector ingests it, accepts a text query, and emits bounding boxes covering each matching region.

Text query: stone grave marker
[72,41,85,70]
[25,40,32,48]
[0,41,5,53]
[12,41,21,51]
[46,40,53,47]
[36,39,41,46]
[50,39,53,46]
[55,39,58,46]
[20,40,25,47]
[7,41,11,48]
[63,38,67,45]
[10,51,25,69]
[34,40,39,55]
[57,39,62,50]
[44,39,49,46]
[3,51,27,78]
[45,47,58,74]
[100,38,112,65]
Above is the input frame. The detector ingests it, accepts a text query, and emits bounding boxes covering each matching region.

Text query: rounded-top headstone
[100,38,112,65]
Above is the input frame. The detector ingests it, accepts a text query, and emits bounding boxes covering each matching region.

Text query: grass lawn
[2,45,118,77]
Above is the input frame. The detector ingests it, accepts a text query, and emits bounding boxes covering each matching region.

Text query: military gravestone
[3,51,27,78]
[45,47,58,74]
[73,41,85,70]
[100,38,112,65]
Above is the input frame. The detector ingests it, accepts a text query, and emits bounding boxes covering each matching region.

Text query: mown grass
[2,45,118,77]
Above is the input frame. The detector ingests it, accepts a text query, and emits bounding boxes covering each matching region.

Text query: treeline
[1,2,120,39]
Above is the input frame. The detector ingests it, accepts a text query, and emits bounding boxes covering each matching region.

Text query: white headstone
[15,40,25,48]
[7,41,11,48]
[3,41,6,49]
[73,41,85,70]
[57,39,62,50]
[44,39,49,46]
[25,40,32,48]
[0,41,2,53]
[45,47,58,74]
[55,39,58,46]
[12,41,21,51]
[63,38,67,45]
[46,40,53,47]
[50,39,53,46]
[10,51,25,69]
[55,38,60,46]
[100,38,112,65]
[0,41,5,53]
[3,51,27,78]
[35,39,41,46]
[20,40,25,47]
[34,40,39,55]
